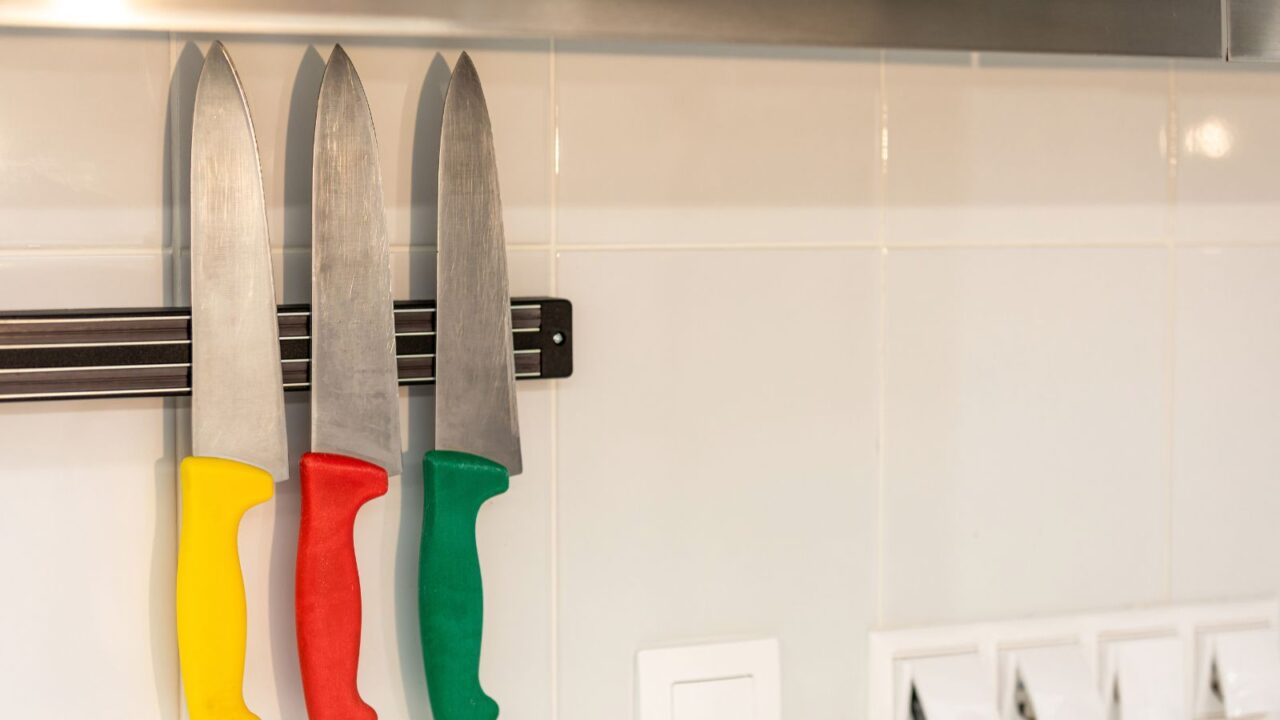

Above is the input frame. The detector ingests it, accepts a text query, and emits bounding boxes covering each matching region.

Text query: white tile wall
[4,26,1280,720]
[555,43,881,248]
[882,247,1170,627]
[1174,62,1280,245]
[556,249,878,719]
[0,253,177,719]
[0,32,169,250]
[884,52,1171,247]
[1172,246,1280,601]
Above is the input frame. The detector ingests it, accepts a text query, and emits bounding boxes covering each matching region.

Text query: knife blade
[178,40,286,720]
[295,44,401,720]
[419,51,523,720]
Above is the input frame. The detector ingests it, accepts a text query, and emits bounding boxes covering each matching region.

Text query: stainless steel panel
[0,0,1223,58]
[1228,0,1280,60]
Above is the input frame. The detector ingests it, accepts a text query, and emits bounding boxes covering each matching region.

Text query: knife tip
[207,40,234,68]
[455,51,477,77]
[323,43,359,85]
[198,40,241,92]
[446,52,484,106]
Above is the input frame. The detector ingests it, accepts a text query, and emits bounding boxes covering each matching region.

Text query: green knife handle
[419,450,509,720]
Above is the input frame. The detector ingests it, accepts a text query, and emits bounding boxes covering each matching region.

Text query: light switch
[637,639,780,720]
[1001,645,1104,720]
[897,653,998,720]
[1101,636,1184,719]
[1195,628,1280,718]
[672,676,757,720]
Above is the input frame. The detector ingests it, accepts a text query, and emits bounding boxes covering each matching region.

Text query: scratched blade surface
[311,45,403,475]
[435,52,522,476]
[190,41,289,481]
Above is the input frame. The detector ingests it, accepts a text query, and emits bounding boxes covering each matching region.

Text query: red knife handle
[296,452,388,720]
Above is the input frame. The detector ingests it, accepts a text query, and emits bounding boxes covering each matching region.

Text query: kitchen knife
[295,44,402,720]
[420,52,522,720]
[178,41,288,720]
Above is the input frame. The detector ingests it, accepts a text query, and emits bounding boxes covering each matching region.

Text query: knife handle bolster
[419,450,509,720]
[177,456,273,720]
[296,452,388,720]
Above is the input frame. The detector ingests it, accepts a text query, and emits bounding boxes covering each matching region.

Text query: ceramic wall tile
[1172,247,1280,600]
[0,251,176,719]
[555,43,881,248]
[882,247,1169,626]
[1173,62,1280,245]
[0,250,172,308]
[884,52,1171,247]
[555,248,879,719]
[0,30,169,250]
[168,37,551,251]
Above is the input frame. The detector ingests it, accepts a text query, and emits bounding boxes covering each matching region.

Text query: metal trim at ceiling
[1227,0,1280,60]
[0,0,1229,59]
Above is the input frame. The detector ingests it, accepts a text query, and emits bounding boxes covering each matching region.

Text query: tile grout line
[19,238,1280,260]
[1164,243,1179,604]
[0,246,178,257]
[538,239,1258,253]
[1163,59,1180,604]
[874,49,888,629]
[548,241,881,252]
[547,35,561,720]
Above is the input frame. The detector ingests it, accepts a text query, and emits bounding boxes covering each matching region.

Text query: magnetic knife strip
[0,298,572,402]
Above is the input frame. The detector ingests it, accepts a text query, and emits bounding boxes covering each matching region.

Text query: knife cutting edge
[419,52,523,720]
[294,44,402,720]
[178,41,288,720]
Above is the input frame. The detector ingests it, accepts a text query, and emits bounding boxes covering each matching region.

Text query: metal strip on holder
[0,297,572,402]
[0,0,1226,59]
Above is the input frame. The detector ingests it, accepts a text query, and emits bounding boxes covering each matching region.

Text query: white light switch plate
[868,600,1280,719]
[636,638,780,720]
[1195,627,1280,717]
[1000,644,1104,720]
[1103,636,1185,719]
[897,652,998,720]
[673,676,758,719]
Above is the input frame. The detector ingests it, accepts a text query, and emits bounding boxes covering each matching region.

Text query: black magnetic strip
[0,297,572,401]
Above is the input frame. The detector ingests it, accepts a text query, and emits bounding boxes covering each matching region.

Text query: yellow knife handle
[177,456,274,720]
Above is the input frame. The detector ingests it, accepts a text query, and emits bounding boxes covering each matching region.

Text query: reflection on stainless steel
[0,0,1224,58]
[1229,0,1280,60]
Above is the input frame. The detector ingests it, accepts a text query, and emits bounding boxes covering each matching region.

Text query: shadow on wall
[397,50,451,720]
[154,39,204,720]
[266,44,327,720]
[165,42,201,303]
